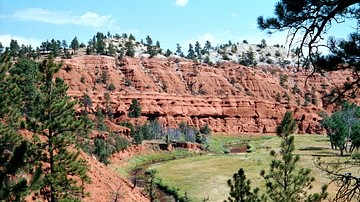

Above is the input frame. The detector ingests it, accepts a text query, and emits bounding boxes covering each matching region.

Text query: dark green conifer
[261,111,328,202]
[26,57,90,201]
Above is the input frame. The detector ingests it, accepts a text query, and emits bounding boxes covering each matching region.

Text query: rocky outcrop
[57,55,355,134]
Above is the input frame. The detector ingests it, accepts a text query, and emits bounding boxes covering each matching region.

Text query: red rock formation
[80,151,148,202]
[57,55,356,134]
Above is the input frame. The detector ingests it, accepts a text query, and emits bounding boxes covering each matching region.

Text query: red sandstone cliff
[57,55,354,134]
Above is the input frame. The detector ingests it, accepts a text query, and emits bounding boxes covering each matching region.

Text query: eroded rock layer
[58,55,354,134]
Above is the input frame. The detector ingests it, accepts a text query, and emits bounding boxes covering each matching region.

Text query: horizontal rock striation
[58,55,355,134]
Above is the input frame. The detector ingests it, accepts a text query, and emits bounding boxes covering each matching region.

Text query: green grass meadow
[150,134,357,202]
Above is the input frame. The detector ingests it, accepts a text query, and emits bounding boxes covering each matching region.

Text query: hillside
[56,54,353,134]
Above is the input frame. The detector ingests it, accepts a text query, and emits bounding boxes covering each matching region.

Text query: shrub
[93,138,113,165]
[279,74,288,88]
[275,92,281,102]
[351,152,360,160]
[113,136,131,152]
[128,98,141,118]
[266,58,273,64]
[107,83,115,91]
[80,75,86,83]
[275,50,281,57]
[200,123,211,135]
[100,70,108,84]
[125,78,132,86]
[222,54,230,60]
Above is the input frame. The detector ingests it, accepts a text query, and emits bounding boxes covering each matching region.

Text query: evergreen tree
[195,41,202,59]
[0,42,3,54]
[0,52,40,201]
[81,93,93,113]
[61,40,68,52]
[176,43,184,57]
[108,43,116,56]
[0,125,32,201]
[95,105,107,131]
[239,48,256,67]
[9,58,39,116]
[155,40,161,55]
[187,43,195,60]
[320,102,360,155]
[26,57,90,201]
[258,0,360,101]
[260,39,267,48]
[146,35,155,57]
[164,49,172,57]
[129,33,136,41]
[225,168,262,202]
[125,40,135,57]
[95,32,106,55]
[93,138,113,165]
[261,111,328,202]
[128,98,141,118]
[70,36,79,54]
[49,39,60,57]
[203,40,212,54]
[9,40,20,59]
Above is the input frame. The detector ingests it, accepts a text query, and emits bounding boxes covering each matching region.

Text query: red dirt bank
[58,55,352,134]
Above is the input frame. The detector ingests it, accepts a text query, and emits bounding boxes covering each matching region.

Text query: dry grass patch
[152,134,358,202]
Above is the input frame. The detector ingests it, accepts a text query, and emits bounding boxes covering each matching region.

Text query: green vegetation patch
[152,134,350,202]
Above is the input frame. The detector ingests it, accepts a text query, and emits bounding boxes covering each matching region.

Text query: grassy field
[150,134,358,202]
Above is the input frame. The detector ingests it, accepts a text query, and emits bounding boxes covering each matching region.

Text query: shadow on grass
[299,146,326,151]
[313,138,330,142]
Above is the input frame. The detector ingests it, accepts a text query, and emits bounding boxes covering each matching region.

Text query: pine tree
[258,1,360,101]
[9,58,39,116]
[9,40,20,59]
[187,43,195,60]
[128,98,141,118]
[125,40,135,57]
[93,138,113,165]
[146,35,155,57]
[225,168,262,202]
[26,57,90,201]
[95,32,106,55]
[195,41,202,59]
[176,43,184,57]
[261,111,328,202]
[0,53,30,201]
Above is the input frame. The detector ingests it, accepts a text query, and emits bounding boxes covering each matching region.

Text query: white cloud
[7,8,116,28]
[0,34,42,47]
[175,0,188,7]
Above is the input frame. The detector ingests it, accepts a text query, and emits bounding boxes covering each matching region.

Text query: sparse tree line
[0,31,290,69]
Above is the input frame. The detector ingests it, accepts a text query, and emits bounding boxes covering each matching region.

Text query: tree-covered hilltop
[1,31,298,67]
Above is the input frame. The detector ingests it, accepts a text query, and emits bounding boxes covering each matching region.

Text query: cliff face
[58,55,353,134]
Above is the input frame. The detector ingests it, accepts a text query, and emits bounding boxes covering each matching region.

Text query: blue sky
[0,0,355,52]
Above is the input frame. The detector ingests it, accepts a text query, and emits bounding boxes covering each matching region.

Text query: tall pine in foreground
[26,57,90,201]
[260,111,328,202]
[0,52,31,201]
